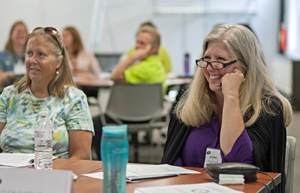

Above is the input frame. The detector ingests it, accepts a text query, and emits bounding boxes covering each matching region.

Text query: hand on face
[131,44,152,61]
[203,40,245,97]
[220,68,245,98]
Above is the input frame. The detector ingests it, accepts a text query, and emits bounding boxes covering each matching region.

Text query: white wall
[0,0,293,96]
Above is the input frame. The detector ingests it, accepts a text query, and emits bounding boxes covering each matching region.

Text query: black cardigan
[161,97,286,193]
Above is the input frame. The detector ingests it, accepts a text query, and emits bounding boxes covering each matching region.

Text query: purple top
[173,118,253,167]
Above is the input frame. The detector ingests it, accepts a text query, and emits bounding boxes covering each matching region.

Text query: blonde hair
[176,24,292,127]
[138,26,160,46]
[14,27,76,98]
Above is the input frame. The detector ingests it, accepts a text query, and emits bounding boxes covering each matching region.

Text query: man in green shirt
[110,26,166,93]
[126,21,171,73]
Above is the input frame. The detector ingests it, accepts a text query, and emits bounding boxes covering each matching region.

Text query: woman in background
[0,27,94,159]
[62,26,101,74]
[0,21,28,87]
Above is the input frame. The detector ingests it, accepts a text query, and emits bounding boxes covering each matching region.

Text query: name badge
[204,147,222,168]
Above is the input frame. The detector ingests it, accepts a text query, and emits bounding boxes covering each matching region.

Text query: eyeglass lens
[198,61,224,69]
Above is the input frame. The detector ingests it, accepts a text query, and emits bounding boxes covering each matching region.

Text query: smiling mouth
[30,68,41,72]
[210,75,222,80]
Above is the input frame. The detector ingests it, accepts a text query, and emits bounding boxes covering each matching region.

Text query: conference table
[52,159,281,193]
[73,72,114,88]
[73,72,192,88]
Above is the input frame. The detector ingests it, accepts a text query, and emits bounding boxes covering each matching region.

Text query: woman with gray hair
[0,27,94,160]
[161,24,292,192]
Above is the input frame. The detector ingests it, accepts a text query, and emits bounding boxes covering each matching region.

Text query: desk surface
[73,72,192,88]
[52,159,280,193]
[73,73,114,87]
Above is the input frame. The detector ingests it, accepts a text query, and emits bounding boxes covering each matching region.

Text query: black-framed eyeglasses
[195,58,238,70]
[30,27,64,54]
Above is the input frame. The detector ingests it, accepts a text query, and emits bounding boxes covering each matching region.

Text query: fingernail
[216,83,222,87]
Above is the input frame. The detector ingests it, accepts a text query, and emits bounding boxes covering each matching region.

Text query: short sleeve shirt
[124,55,166,93]
[0,85,94,158]
[127,47,171,73]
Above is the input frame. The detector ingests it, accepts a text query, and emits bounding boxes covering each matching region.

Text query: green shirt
[127,47,171,73]
[124,55,166,93]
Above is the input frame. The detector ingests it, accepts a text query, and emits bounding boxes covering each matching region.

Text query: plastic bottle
[34,111,53,170]
[101,125,129,193]
[184,52,190,77]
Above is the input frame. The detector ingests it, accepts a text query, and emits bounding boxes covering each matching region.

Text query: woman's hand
[221,68,245,99]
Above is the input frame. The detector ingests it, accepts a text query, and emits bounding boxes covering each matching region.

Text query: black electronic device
[205,162,260,182]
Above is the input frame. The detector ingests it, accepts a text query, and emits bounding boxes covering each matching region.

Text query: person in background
[121,21,171,73]
[0,21,28,87]
[110,26,166,91]
[0,27,94,160]
[91,27,166,160]
[62,26,102,74]
[161,24,292,193]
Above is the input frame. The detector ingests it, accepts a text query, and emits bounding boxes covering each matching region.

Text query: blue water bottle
[101,125,129,193]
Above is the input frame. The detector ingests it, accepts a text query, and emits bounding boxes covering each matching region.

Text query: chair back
[285,136,296,193]
[105,83,164,123]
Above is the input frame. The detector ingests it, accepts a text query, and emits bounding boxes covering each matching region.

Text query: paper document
[82,164,200,182]
[0,153,35,168]
[133,182,244,193]
[0,153,58,168]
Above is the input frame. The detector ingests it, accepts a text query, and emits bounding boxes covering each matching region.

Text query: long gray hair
[176,24,292,127]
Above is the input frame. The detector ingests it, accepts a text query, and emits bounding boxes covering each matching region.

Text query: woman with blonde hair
[161,24,292,193]
[0,27,94,160]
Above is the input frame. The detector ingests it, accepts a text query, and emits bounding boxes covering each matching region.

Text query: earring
[56,70,59,75]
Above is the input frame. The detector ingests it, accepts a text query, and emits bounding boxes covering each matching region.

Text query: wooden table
[52,159,281,193]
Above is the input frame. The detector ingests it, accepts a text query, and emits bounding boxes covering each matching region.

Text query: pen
[126,173,179,182]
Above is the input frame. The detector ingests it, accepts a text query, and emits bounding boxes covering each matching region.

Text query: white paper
[126,164,200,177]
[0,153,35,167]
[82,164,200,181]
[133,182,244,193]
[0,153,57,168]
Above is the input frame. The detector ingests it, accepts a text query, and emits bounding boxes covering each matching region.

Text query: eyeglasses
[195,58,238,70]
[30,27,64,54]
